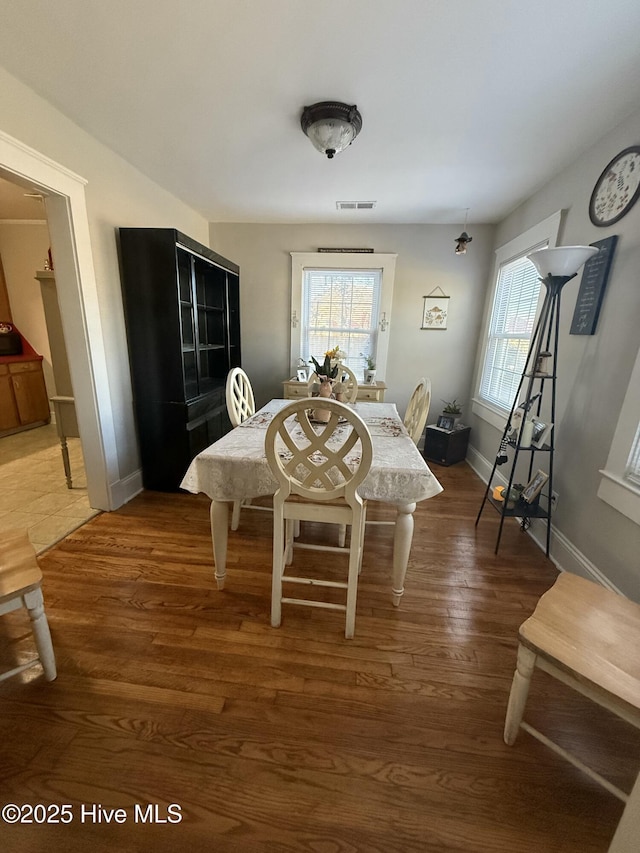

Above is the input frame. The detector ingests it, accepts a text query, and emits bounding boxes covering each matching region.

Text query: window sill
[472,397,508,431]
[597,469,640,527]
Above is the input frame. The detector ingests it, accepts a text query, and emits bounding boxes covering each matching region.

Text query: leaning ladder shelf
[475,280,564,558]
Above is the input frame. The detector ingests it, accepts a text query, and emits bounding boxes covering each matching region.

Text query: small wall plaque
[317,247,374,253]
[570,235,618,335]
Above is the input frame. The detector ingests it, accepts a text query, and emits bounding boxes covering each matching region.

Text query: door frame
[0,130,117,511]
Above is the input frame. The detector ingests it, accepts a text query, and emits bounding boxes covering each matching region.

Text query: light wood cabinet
[282,378,387,402]
[0,366,19,431]
[0,359,50,435]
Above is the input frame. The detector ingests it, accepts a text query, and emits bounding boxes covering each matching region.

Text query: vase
[364,369,376,385]
[312,376,335,422]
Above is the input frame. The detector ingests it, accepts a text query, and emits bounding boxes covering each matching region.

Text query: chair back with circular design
[266,399,372,504]
[404,377,431,444]
[265,398,373,638]
[225,367,255,427]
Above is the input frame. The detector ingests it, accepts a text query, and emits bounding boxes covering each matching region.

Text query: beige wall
[469,106,640,598]
[0,66,209,482]
[209,222,496,424]
[0,222,54,397]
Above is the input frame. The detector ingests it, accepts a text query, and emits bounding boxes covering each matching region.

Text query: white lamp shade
[527,245,599,278]
[305,118,356,156]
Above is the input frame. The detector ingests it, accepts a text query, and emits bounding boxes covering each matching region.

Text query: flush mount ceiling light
[301,101,363,159]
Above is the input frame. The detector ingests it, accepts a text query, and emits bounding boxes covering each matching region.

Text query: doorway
[0,176,99,550]
[0,129,118,512]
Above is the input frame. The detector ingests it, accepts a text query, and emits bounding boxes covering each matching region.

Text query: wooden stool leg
[271,506,285,628]
[60,437,73,489]
[504,643,536,745]
[24,587,57,681]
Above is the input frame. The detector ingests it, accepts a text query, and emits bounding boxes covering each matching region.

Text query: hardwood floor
[1,461,638,852]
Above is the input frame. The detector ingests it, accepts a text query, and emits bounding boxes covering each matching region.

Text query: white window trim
[290,252,397,379]
[472,210,562,427]
[598,343,640,526]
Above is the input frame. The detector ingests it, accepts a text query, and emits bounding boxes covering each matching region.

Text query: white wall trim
[0,130,88,185]
[110,468,144,509]
[597,340,640,526]
[466,442,623,595]
[471,397,508,430]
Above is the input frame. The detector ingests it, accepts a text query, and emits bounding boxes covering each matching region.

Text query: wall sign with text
[570,235,618,336]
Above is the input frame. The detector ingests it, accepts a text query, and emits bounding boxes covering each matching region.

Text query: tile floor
[0,424,99,553]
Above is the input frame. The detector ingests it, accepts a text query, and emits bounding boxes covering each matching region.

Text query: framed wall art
[421,286,449,330]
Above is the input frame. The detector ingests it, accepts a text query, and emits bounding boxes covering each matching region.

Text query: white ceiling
[1,0,640,225]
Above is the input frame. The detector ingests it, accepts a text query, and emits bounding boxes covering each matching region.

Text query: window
[473,211,561,426]
[626,426,640,487]
[301,268,381,369]
[479,254,543,410]
[290,252,397,378]
[598,343,640,526]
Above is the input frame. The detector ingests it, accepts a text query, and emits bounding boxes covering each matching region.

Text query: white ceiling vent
[336,200,377,210]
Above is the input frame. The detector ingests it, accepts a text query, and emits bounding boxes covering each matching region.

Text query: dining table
[180,399,443,605]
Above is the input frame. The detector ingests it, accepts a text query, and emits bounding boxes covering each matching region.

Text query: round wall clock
[589,145,640,227]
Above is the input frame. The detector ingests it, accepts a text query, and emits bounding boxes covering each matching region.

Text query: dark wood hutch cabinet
[118,228,241,491]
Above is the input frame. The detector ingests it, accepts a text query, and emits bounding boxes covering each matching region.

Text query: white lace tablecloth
[181,400,443,506]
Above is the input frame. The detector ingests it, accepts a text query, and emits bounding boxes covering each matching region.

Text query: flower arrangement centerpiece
[309,347,348,413]
[309,346,346,381]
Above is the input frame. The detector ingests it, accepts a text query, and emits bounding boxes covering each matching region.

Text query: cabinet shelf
[507,439,552,452]
[487,495,549,519]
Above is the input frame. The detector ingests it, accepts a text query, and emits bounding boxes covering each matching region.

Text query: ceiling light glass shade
[301,102,362,159]
[527,245,599,278]
[305,118,356,157]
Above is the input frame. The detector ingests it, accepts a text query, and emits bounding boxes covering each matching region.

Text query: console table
[282,377,387,402]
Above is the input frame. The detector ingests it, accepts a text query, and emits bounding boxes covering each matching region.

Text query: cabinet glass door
[178,249,198,399]
[195,259,227,394]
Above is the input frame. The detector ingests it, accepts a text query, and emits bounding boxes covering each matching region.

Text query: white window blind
[302,268,382,370]
[479,254,543,410]
[625,424,640,486]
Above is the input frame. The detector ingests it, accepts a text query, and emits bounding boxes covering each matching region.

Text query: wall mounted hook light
[455,209,473,255]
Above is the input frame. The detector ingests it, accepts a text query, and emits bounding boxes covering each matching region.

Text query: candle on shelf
[521,418,534,447]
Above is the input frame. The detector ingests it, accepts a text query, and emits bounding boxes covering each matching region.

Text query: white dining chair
[335,364,359,403]
[0,529,57,682]
[226,367,255,428]
[265,398,373,638]
[404,377,431,445]
[365,377,432,532]
[224,367,268,530]
[308,365,358,403]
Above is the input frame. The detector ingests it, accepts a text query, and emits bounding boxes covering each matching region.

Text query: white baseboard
[466,444,623,595]
[109,468,144,509]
